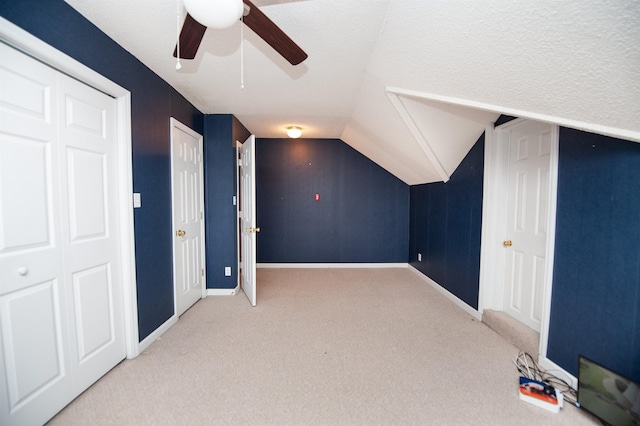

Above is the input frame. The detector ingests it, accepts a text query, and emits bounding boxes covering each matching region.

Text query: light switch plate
[133,193,141,208]
[224,267,231,277]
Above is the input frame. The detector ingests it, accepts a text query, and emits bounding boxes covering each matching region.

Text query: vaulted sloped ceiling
[65,0,640,185]
[388,91,500,182]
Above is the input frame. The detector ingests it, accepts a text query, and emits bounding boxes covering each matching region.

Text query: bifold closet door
[0,42,126,425]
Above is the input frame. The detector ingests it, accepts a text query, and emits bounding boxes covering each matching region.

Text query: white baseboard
[538,355,578,389]
[207,286,239,296]
[257,263,408,269]
[408,265,482,321]
[135,314,178,357]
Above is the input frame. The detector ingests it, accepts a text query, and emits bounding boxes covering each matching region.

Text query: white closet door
[0,42,72,426]
[0,42,125,425]
[58,74,126,394]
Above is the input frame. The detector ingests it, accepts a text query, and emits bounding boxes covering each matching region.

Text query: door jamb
[478,118,559,357]
[235,140,242,290]
[0,17,140,358]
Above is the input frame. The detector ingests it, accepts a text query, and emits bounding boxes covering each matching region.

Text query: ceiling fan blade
[173,13,207,60]
[242,0,308,65]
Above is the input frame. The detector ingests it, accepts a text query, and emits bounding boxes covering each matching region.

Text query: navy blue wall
[548,128,640,381]
[409,135,485,309]
[256,138,409,263]
[1,1,204,340]
[204,115,250,289]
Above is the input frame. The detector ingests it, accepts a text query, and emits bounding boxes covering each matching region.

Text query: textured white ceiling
[65,0,640,184]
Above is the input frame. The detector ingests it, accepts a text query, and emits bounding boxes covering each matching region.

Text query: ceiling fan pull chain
[175,0,182,70]
[240,14,245,89]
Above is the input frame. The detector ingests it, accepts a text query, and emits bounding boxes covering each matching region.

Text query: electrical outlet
[417,253,422,262]
[224,267,231,276]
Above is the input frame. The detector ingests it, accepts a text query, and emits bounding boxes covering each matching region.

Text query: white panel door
[503,121,552,331]
[240,135,257,306]
[58,75,126,393]
[0,43,125,425]
[171,118,205,316]
[0,43,72,426]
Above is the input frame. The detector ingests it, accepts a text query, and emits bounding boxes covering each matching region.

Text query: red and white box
[519,377,563,413]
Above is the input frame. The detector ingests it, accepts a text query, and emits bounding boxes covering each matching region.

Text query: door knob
[176,229,186,237]
[245,227,261,233]
[503,240,513,247]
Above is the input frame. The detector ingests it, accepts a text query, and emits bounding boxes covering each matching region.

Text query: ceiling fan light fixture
[286,126,302,139]
[183,0,244,29]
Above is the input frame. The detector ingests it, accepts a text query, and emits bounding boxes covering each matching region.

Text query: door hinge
[200,211,203,220]
[197,153,202,163]
[201,268,204,277]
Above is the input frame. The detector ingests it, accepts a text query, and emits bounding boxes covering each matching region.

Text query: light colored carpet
[48,268,596,425]
[482,309,540,356]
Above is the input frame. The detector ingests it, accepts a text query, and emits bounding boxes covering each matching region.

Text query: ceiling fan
[173,0,308,65]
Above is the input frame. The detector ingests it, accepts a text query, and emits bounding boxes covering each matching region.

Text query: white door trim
[478,118,559,357]
[0,17,140,358]
[235,140,242,291]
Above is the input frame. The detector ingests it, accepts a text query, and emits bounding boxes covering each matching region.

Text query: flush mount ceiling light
[183,0,244,29]
[286,126,303,138]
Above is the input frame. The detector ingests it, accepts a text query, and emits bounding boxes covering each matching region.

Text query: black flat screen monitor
[578,355,640,426]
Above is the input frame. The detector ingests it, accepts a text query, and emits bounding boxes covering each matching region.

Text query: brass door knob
[503,240,512,247]
[176,229,186,237]
[245,227,261,233]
